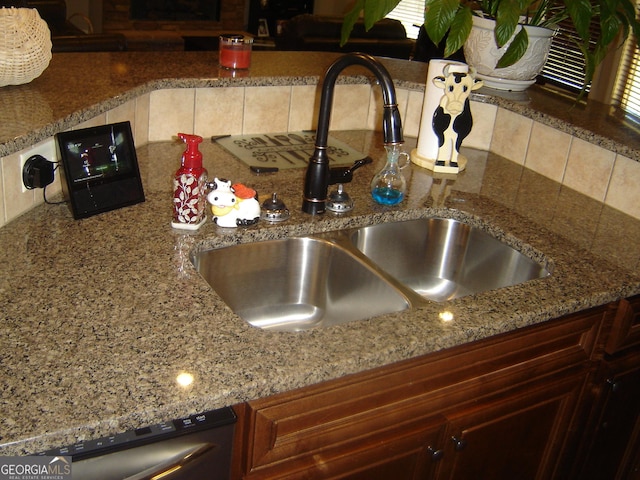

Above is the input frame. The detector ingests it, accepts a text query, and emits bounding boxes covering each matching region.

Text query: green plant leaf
[516,0,533,14]
[615,18,630,48]
[340,0,365,46]
[626,15,640,47]
[600,9,623,46]
[494,20,517,48]
[425,0,460,45]
[445,6,473,57]
[495,0,522,47]
[363,0,402,30]
[600,0,617,15]
[528,0,554,25]
[593,43,609,68]
[480,0,499,17]
[617,0,639,26]
[496,28,529,67]
[564,0,594,42]
[584,44,608,89]
[340,0,402,45]
[616,1,640,49]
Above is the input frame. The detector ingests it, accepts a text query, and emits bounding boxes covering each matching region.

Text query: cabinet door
[577,360,640,479]
[434,371,586,480]
[606,295,640,354]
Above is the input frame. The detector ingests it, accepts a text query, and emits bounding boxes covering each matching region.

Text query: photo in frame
[258,18,269,37]
[56,121,145,219]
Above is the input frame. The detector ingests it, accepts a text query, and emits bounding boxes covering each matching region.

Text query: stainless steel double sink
[191,218,551,331]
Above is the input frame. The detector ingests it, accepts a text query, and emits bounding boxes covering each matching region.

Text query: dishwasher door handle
[124,442,218,480]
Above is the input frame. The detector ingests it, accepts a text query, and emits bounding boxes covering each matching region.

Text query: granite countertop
[1,51,640,456]
[2,132,640,456]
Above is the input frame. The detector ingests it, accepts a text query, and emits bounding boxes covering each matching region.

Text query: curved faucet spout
[302,53,404,215]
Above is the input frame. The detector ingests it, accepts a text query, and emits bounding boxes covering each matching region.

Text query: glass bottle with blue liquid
[371,145,409,206]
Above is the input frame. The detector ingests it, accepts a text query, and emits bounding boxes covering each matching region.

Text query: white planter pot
[463,15,555,91]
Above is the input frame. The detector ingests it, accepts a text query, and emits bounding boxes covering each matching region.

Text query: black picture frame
[258,18,270,37]
[56,121,145,219]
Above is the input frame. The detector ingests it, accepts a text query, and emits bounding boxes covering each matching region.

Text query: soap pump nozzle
[178,133,204,172]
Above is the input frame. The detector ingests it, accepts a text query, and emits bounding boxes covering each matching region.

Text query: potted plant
[462,7,558,90]
[341,0,640,95]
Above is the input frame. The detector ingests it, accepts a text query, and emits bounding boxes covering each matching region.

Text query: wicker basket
[0,7,52,87]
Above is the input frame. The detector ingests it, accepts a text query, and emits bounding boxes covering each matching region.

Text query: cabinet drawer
[246,414,445,480]
[242,306,607,478]
[605,295,640,354]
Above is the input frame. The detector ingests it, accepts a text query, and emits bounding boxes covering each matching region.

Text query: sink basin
[349,218,550,302]
[191,237,410,331]
[191,217,550,331]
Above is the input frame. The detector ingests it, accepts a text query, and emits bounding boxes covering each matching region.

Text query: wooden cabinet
[234,305,609,480]
[571,295,640,480]
[435,371,586,480]
[606,296,640,355]
[578,357,640,479]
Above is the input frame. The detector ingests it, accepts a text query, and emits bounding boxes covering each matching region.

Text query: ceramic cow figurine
[432,65,483,173]
[207,178,260,228]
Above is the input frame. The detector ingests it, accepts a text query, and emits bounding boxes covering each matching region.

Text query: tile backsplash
[1,84,639,226]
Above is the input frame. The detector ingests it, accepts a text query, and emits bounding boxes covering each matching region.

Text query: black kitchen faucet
[302,53,404,215]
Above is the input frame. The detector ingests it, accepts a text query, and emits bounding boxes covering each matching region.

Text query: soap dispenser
[172,133,208,230]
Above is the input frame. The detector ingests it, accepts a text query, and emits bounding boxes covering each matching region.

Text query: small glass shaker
[371,145,409,206]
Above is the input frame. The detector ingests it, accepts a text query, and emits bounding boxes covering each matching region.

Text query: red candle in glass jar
[219,34,253,69]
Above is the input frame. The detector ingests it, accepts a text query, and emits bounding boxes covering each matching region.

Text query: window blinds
[386,0,425,39]
[613,21,640,120]
[541,20,590,92]
[540,18,602,93]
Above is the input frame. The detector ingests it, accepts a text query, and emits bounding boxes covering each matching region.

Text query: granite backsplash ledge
[0,51,637,158]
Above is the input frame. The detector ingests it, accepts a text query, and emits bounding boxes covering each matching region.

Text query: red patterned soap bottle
[172,133,208,230]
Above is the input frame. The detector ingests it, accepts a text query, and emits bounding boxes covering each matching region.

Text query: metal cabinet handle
[451,436,467,451]
[606,378,621,392]
[427,446,444,461]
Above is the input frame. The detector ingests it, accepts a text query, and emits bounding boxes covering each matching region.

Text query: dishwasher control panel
[40,406,236,460]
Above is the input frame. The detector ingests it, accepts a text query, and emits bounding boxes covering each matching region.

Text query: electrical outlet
[20,138,57,193]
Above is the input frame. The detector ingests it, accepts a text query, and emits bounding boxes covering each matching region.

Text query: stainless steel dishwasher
[41,406,236,480]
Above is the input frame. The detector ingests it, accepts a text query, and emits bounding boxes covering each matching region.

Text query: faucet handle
[328,157,372,185]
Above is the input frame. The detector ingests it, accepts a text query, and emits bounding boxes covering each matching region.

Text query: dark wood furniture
[275,14,415,60]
